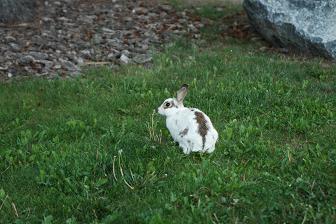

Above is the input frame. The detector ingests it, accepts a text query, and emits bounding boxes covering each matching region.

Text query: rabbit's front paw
[182,146,191,155]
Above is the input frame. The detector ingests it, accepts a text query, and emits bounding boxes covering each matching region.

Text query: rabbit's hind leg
[206,145,215,154]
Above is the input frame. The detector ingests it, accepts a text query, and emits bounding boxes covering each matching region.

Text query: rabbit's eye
[165,102,171,107]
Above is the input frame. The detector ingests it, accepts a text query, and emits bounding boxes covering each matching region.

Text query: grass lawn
[1,5,336,224]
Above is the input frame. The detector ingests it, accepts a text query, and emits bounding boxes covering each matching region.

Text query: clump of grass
[195,4,241,20]
[146,110,163,144]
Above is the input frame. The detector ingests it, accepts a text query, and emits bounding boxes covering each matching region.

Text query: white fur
[157,86,218,154]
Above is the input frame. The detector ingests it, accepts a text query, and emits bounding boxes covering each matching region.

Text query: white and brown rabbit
[157,84,218,154]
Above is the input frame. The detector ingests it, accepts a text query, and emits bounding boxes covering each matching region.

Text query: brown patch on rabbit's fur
[179,128,189,137]
[194,111,208,149]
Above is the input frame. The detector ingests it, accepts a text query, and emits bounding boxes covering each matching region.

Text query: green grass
[1,15,336,224]
[166,0,241,17]
[1,40,335,223]
[195,4,241,20]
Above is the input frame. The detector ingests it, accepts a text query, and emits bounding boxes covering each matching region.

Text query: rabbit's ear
[176,84,188,103]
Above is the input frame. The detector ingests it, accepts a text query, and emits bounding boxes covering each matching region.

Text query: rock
[159,5,172,12]
[188,24,197,32]
[79,15,96,24]
[59,58,80,72]
[259,46,268,52]
[107,49,120,59]
[132,7,148,15]
[29,51,49,60]
[93,34,103,44]
[19,55,35,64]
[120,54,130,64]
[80,49,92,59]
[102,27,115,34]
[244,0,336,59]
[160,11,167,17]
[36,60,54,69]
[107,52,115,59]
[9,43,21,51]
[74,56,84,65]
[121,49,131,57]
[54,64,62,69]
[42,17,53,22]
[5,36,16,42]
[8,68,16,77]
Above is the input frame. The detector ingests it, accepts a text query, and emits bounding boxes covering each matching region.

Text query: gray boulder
[243,0,336,59]
[0,0,39,24]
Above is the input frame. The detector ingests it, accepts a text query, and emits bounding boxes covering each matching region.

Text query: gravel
[0,0,203,80]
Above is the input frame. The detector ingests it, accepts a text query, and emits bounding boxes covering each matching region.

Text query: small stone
[5,36,16,42]
[102,27,115,33]
[178,18,187,24]
[8,68,16,75]
[279,48,289,54]
[194,22,204,28]
[42,17,53,22]
[193,34,201,39]
[120,54,130,64]
[19,55,35,64]
[159,11,167,17]
[24,66,34,73]
[216,7,224,12]
[74,56,84,65]
[36,60,54,69]
[132,7,148,15]
[121,49,130,56]
[29,52,49,60]
[259,46,268,52]
[59,59,80,72]
[93,34,103,44]
[148,12,157,17]
[7,72,13,78]
[107,53,115,59]
[250,36,263,42]
[139,44,148,51]
[57,16,70,22]
[9,43,21,51]
[79,15,96,24]
[188,24,197,32]
[107,49,120,59]
[80,49,92,58]
[160,5,172,12]
[124,16,133,22]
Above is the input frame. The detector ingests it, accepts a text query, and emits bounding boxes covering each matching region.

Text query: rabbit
[157,84,218,154]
